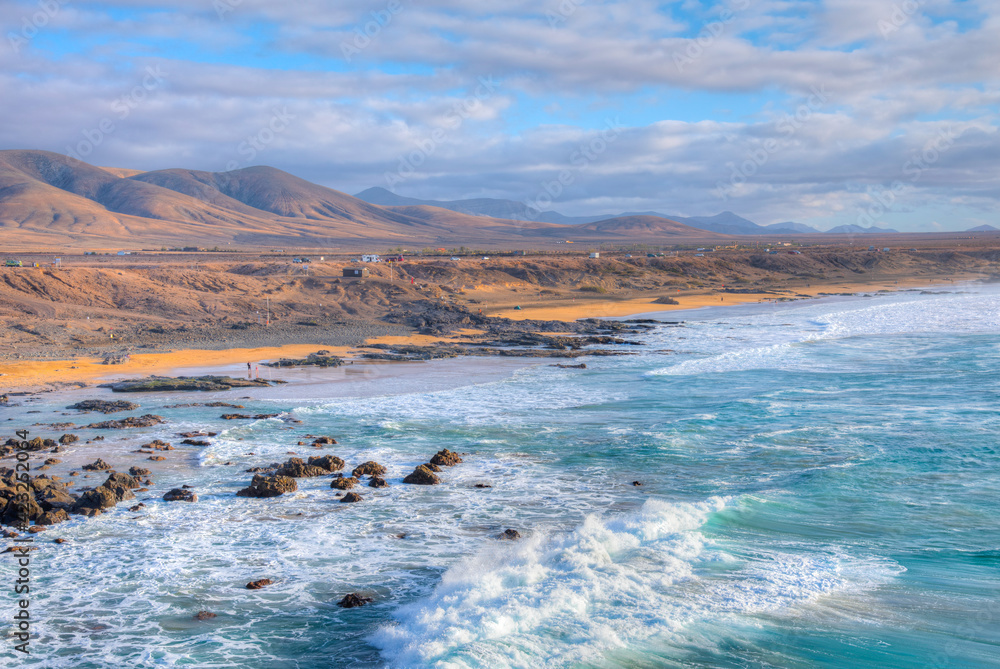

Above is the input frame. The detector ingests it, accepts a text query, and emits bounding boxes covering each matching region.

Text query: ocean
[5,286,1000,668]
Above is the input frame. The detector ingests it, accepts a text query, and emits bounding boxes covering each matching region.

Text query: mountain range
[1,150,990,248]
[356,187,902,235]
[0,150,731,248]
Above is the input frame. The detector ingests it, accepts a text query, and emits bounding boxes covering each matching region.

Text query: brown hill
[0,150,730,248]
[568,215,728,239]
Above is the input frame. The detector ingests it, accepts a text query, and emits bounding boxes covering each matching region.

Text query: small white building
[589,252,600,259]
[361,254,380,263]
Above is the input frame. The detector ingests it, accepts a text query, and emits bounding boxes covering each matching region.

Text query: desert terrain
[1,240,998,393]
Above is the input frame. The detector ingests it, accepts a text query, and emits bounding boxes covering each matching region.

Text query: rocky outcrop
[82,458,114,472]
[102,375,279,392]
[129,467,152,477]
[236,474,298,498]
[264,352,344,368]
[36,509,70,525]
[368,477,389,488]
[67,400,140,413]
[73,486,118,513]
[340,492,363,503]
[337,593,373,608]
[307,455,345,472]
[275,457,329,478]
[498,529,521,540]
[402,465,439,485]
[163,488,197,502]
[351,461,386,478]
[430,449,463,467]
[84,414,165,429]
[102,473,139,503]
[311,436,337,445]
[58,434,79,444]
[246,579,272,590]
[142,440,173,451]
[36,487,75,511]
[194,611,217,620]
[331,476,359,490]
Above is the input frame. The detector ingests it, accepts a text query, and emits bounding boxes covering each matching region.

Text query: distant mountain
[763,221,822,234]
[558,215,728,239]
[824,224,901,234]
[966,224,999,232]
[0,150,730,247]
[358,188,825,236]
[355,186,609,225]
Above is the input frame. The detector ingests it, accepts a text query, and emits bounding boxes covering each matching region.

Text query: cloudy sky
[2,0,998,231]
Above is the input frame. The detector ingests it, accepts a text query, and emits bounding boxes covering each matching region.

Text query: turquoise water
[5,287,1000,667]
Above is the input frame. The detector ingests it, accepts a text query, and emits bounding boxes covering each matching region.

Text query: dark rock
[58,433,79,444]
[129,503,146,512]
[402,465,440,485]
[473,483,493,489]
[73,486,118,512]
[331,476,359,490]
[148,456,166,461]
[178,431,217,438]
[423,462,442,472]
[194,611,217,620]
[337,593,373,608]
[236,474,298,498]
[430,449,463,467]
[36,488,76,511]
[143,440,173,450]
[275,457,328,478]
[162,488,197,502]
[340,492,363,503]
[631,481,642,486]
[307,455,345,472]
[84,414,165,429]
[128,467,151,477]
[104,472,141,490]
[54,538,67,544]
[102,375,278,392]
[499,529,521,540]
[36,509,70,525]
[2,496,43,525]
[82,458,114,472]
[246,579,272,590]
[368,477,389,488]
[181,439,211,446]
[351,461,386,478]
[44,458,62,465]
[67,399,139,413]
[311,436,337,445]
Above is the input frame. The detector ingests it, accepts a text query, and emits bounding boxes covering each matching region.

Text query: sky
[1,0,998,231]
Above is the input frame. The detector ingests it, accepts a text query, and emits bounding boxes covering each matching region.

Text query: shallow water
[4,287,1000,668]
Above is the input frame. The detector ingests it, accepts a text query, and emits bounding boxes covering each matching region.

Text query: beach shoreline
[0,273,976,396]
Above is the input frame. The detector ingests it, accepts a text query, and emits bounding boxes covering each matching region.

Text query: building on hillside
[589,252,600,258]
[343,267,370,278]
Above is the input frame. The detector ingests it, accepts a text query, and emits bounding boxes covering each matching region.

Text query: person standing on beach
[247,362,252,379]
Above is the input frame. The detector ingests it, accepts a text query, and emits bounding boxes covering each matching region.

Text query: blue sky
[1,0,998,231]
